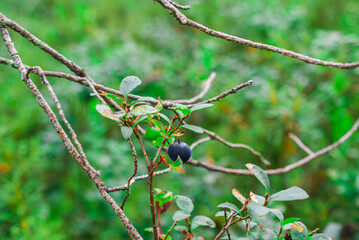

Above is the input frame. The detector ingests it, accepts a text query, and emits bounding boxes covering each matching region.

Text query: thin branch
[190,137,211,149]
[170,72,216,104]
[308,228,320,236]
[154,0,359,69]
[187,117,359,175]
[214,212,237,240]
[201,128,270,166]
[106,168,171,192]
[27,66,99,176]
[167,0,190,10]
[163,221,177,240]
[0,12,87,76]
[186,80,253,108]
[289,133,314,155]
[120,138,139,209]
[0,18,143,240]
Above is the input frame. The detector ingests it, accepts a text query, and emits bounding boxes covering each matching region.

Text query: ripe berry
[168,142,191,163]
[145,127,161,141]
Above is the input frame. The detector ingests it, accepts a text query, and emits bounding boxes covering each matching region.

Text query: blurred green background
[1,0,359,239]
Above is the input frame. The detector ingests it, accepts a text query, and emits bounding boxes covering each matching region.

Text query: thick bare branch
[154,0,359,69]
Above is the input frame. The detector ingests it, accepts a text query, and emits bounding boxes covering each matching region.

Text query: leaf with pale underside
[176,195,193,214]
[269,186,309,202]
[190,103,213,112]
[120,76,142,96]
[232,189,246,205]
[127,105,158,117]
[173,210,190,221]
[181,124,203,133]
[246,163,270,192]
[95,104,124,121]
[121,126,133,139]
[291,221,308,240]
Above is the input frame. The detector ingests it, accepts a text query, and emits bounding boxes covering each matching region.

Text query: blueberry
[167,142,191,163]
[168,142,180,161]
[178,142,191,163]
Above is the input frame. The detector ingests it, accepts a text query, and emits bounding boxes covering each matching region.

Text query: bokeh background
[1,0,359,239]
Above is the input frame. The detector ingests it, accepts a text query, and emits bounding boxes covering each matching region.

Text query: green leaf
[190,103,213,112]
[269,209,284,221]
[311,234,333,240]
[232,189,246,205]
[269,186,309,202]
[291,222,308,240]
[158,113,172,125]
[246,163,270,192]
[192,215,216,228]
[155,98,163,111]
[246,202,270,218]
[174,104,191,119]
[176,195,193,214]
[181,124,203,133]
[95,104,125,121]
[174,225,187,232]
[121,126,133,139]
[120,76,142,96]
[281,218,301,227]
[133,115,149,126]
[214,210,231,217]
[173,210,190,221]
[152,119,164,131]
[217,202,241,213]
[128,105,158,117]
[171,159,182,168]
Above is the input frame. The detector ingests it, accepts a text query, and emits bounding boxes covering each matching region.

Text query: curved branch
[187,118,359,175]
[186,80,253,108]
[170,72,216,104]
[154,0,359,69]
[201,128,270,166]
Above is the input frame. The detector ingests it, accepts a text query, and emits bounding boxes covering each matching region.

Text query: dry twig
[154,0,359,69]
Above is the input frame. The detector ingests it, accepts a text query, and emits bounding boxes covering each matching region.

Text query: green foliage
[1,0,359,239]
[216,165,331,239]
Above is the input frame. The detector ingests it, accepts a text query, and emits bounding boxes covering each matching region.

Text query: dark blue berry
[178,142,191,163]
[167,142,191,163]
[168,142,180,161]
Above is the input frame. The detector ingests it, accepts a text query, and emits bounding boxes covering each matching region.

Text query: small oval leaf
[121,126,133,139]
[269,186,309,202]
[217,202,241,213]
[190,103,213,112]
[95,104,124,121]
[120,76,142,96]
[176,195,193,214]
[311,234,333,240]
[232,189,246,205]
[128,105,158,117]
[192,216,216,228]
[291,222,308,240]
[181,124,203,133]
[246,163,270,192]
[173,210,190,222]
